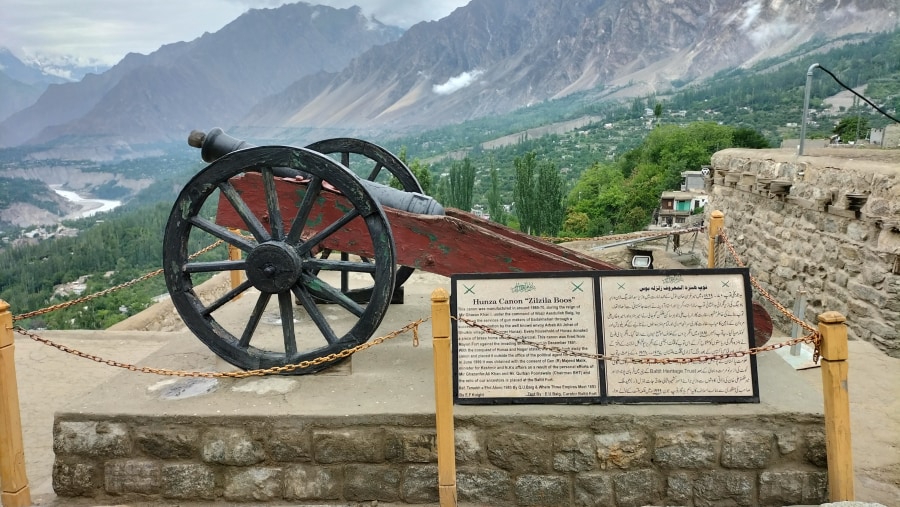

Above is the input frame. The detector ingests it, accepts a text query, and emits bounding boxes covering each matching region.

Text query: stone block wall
[53,413,827,506]
[704,149,900,357]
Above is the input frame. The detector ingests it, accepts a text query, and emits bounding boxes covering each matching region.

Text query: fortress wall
[704,148,900,357]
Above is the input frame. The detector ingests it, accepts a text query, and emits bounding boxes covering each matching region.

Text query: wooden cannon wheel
[163,145,397,373]
[304,138,422,301]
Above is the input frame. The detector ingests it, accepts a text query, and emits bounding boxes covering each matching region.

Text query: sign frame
[451,268,760,405]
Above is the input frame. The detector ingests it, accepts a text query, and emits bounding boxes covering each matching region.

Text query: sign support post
[0,301,31,507]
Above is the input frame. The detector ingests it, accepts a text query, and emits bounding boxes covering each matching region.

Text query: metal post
[799,63,821,156]
[817,311,854,501]
[707,210,724,269]
[430,288,457,506]
[0,300,31,507]
[790,290,808,355]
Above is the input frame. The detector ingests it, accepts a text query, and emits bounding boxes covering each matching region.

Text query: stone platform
[46,273,832,506]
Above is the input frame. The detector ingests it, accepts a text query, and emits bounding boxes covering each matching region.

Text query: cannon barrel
[188,128,444,216]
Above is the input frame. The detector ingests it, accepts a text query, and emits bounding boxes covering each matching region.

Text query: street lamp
[798,63,821,156]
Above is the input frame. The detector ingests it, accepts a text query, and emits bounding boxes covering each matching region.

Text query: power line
[817,65,900,124]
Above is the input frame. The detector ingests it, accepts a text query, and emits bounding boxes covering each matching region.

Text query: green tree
[732,127,771,148]
[486,161,507,225]
[434,176,450,207]
[447,157,475,210]
[513,152,565,236]
[562,211,590,236]
[568,162,626,236]
[537,159,565,236]
[408,159,433,195]
[653,102,663,127]
[395,147,433,195]
[513,152,539,234]
[833,116,869,141]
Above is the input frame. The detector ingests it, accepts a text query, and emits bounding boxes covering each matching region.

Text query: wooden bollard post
[430,288,457,507]
[0,301,31,507]
[707,210,724,269]
[818,311,854,501]
[228,229,242,295]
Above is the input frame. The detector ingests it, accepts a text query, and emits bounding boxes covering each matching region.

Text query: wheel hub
[245,241,303,293]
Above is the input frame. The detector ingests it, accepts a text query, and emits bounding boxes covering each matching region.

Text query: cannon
[164,130,620,374]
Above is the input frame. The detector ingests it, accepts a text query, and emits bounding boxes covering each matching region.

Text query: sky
[0,0,470,67]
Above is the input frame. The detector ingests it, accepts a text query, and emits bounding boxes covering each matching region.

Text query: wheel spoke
[366,161,384,181]
[188,216,257,252]
[184,259,246,273]
[239,292,271,348]
[286,176,323,244]
[297,209,361,255]
[278,291,298,357]
[262,167,284,241]
[341,151,350,168]
[219,180,271,242]
[201,279,255,316]
[293,285,339,344]
[301,272,365,317]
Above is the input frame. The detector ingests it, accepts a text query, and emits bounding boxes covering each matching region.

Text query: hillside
[1,0,897,157]
[0,3,403,156]
[239,0,900,137]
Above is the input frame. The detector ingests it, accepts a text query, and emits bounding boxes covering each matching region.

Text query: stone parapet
[53,413,827,506]
[706,148,900,356]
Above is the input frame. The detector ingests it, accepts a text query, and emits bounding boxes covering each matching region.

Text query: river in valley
[52,187,122,218]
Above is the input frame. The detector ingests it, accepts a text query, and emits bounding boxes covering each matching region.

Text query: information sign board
[451,268,759,404]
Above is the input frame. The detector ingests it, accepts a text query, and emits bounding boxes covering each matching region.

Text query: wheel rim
[163,145,396,373]
[305,138,420,294]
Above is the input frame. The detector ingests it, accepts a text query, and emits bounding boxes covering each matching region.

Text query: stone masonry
[53,413,827,506]
[704,148,900,357]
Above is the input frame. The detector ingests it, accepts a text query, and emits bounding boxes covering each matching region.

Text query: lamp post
[799,63,821,156]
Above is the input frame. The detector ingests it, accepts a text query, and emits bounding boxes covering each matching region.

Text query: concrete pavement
[7,270,899,505]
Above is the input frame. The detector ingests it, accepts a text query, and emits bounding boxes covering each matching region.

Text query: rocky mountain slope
[240,0,900,134]
[2,0,898,155]
[0,3,402,153]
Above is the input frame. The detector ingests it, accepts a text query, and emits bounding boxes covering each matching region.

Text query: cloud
[748,18,797,47]
[433,69,483,95]
[0,0,469,66]
[740,1,762,31]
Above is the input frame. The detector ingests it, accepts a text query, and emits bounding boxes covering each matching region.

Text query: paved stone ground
[8,239,899,506]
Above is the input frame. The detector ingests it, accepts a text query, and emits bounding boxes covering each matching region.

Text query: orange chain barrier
[10,225,822,375]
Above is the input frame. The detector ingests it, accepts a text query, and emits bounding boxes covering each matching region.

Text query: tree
[408,159,433,195]
[434,175,450,206]
[536,159,565,236]
[653,102,663,127]
[833,116,869,141]
[513,152,565,236]
[447,157,475,210]
[732,127,771,148]
[395,147,433,195]
[568,162,626,235]
[513,152,538,234]
[486,161,506,225]
[562,211,590,236]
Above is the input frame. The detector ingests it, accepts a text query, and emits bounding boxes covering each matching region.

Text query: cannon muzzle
[188,128,253,163]
[188,128,444,216]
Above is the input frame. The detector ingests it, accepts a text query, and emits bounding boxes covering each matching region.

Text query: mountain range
[1,0,898,158]
[0,3,403,158]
